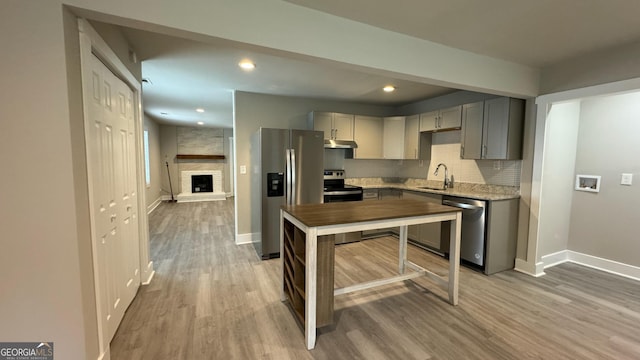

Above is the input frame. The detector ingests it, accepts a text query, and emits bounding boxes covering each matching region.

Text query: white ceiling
[120,0,640,128]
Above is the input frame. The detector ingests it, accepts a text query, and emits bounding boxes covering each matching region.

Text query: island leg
[398,225,408,274]
[448,212,462,305]
[305,227,318,349]
[280,210,286,302]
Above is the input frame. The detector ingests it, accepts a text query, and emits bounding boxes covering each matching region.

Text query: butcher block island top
[281,198,460,227]
[280,199,463,350]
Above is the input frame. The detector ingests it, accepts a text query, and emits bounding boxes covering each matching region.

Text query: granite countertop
[345,178,520,201]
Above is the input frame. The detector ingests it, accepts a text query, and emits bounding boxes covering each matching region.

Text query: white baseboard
[236,232,260,245]
[514,258,546,277]
[141,261,155,285]
[147,197,163,214]
[542,250,640,282]
[98,346,110,360]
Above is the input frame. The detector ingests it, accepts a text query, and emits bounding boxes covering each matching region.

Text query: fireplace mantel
[176,154,225,160]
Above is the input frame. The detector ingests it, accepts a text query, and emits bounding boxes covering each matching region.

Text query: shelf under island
[280,198,463,350]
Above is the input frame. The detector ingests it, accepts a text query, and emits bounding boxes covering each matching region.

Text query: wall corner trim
[236,232,260,245]
[514,258,545,277]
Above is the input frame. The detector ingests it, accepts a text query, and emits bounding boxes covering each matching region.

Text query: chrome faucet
[434,163,451,189]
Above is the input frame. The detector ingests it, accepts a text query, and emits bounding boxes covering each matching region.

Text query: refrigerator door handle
[285,149,292,205]
[289,148,296,205]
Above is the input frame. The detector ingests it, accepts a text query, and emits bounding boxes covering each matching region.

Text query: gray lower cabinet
[484,198,519,275]
[361,188,400,238]
[402,191,443,250]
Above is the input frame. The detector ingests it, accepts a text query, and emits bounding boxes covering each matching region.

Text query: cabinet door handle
[461,145,465,157]
[482,145,487,158]
[334,128,338,139]
[438,115,441,128]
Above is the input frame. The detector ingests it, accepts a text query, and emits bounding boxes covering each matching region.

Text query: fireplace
[191,175,213,193]
[177,170,225,202]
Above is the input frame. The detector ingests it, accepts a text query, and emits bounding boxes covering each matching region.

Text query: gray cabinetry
[402,191,443,250]
[383,116,405,159]
[309,111,354,141]
[419,105,462,132]
[460,101,484,159]
[353,115,383,159]
[361,188,400,238]
[441,197,519,275]
[460,97,525,160]
[404,115,432,160]
[485,198,519,275]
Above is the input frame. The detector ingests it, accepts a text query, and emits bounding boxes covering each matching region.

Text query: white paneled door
[86,54,141,342]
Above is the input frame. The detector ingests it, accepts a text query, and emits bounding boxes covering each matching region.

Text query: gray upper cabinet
[460,101,484,159]
[460,97,525,160]
[309,111,354,141]
[483,97,524,160]
[405,115,432,160]
[353,115,383,159]
[383,116,405,159]
[404,115,420,159]
[419,105,462,132]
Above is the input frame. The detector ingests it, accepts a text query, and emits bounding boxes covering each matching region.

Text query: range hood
[324,139,358,149]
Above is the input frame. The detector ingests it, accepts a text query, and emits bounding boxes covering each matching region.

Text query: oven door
[323,190,363,203]
[323,190,363,244]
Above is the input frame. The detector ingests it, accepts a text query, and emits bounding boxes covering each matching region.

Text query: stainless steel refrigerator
[251,128,324,259]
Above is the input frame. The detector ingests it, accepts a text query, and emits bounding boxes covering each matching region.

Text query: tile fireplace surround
[177,170,225,202]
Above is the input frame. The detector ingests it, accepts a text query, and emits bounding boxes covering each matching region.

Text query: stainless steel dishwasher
[441,196,487,267]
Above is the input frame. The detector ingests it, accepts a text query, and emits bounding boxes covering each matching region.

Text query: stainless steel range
[323,170,363,202]
[323,170,363,244]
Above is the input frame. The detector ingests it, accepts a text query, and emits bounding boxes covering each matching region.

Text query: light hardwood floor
[110,200,640,359]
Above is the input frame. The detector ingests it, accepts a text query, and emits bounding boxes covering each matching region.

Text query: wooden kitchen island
[280,199,463,350]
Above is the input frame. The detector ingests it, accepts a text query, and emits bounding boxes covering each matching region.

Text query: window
[143,129,151,187]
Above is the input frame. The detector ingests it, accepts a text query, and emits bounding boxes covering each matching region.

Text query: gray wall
[159,125,232,197]
[540,40,640,94]
[234,91,395,238]
[538,102,581,257]
[0,4,143,358]
[144,115,163,208]
[568,92,640,266]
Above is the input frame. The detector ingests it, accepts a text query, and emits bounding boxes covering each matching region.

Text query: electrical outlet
[493,161,501,170]
[621,173,633,185]
[240,165,247,174]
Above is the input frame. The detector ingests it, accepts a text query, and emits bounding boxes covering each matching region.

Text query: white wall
[568,92,640,266]
[537,101,581,257]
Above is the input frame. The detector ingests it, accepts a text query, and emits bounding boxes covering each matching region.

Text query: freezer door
[259,128,289,258]
[289,129,324,205]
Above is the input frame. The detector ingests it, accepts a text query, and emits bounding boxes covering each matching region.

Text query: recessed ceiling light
[197,121,204,125]
[383,85,396,92]
[239,60,256,70]
[160,112,168,115]
[196,108,205,113]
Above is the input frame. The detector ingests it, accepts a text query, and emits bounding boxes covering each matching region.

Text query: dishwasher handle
[442,199,483,210]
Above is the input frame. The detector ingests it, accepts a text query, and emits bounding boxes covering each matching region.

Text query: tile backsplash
[336,130,521,187]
